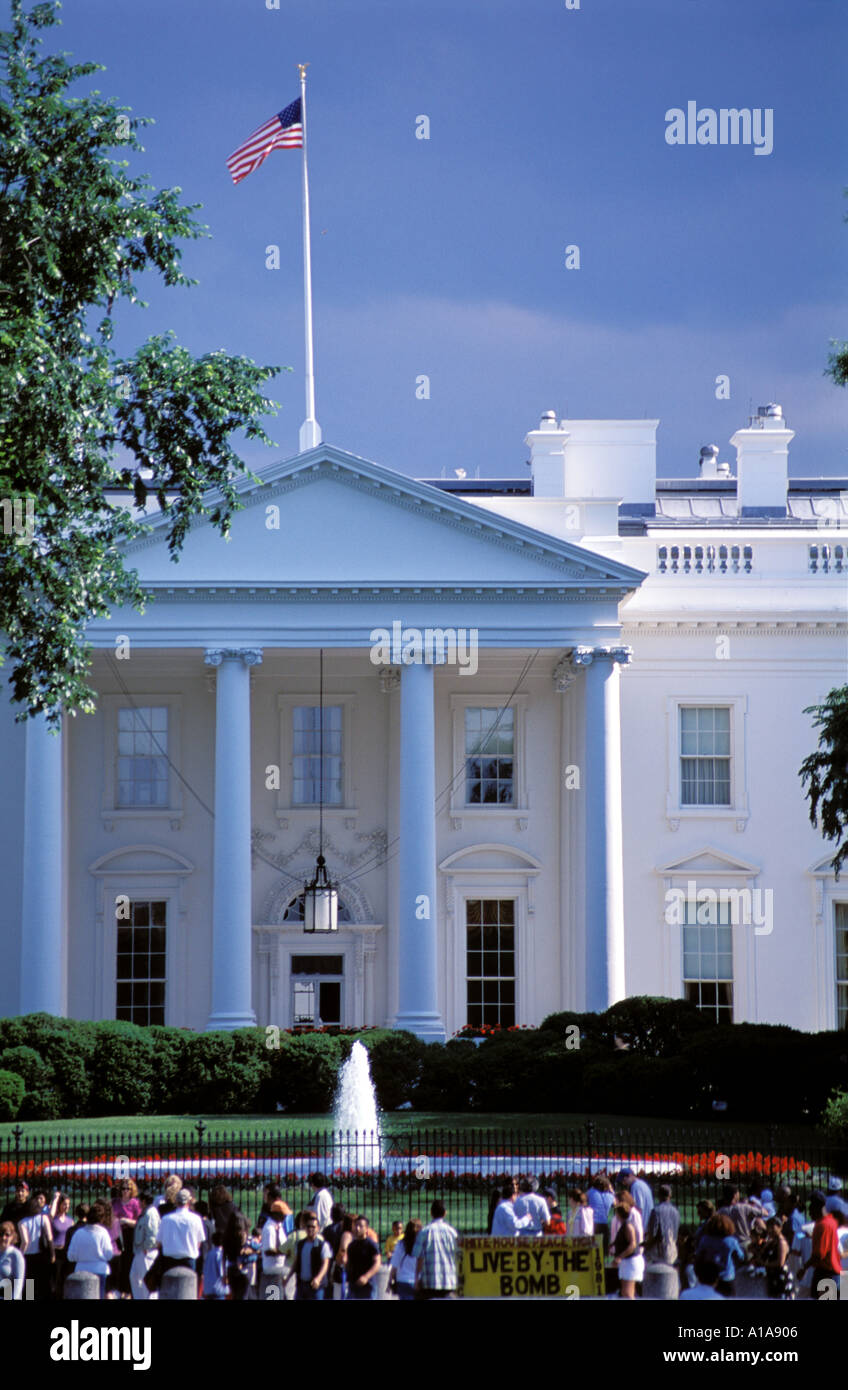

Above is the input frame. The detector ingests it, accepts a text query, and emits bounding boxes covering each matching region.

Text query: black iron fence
[2,1121,845,1239]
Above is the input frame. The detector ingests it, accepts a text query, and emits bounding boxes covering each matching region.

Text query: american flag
[227,98,303,185]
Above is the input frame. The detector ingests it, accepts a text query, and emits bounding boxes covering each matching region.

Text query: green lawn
[0,1111,817,1142]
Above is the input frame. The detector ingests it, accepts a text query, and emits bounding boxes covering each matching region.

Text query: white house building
[1,403,846,1040]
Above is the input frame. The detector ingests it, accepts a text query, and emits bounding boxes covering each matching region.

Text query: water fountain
[332,1039,382,1170]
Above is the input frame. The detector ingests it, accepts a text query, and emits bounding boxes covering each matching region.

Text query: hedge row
[0,1000,846,1123]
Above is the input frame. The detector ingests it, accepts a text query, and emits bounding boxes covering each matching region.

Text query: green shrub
[822,1088,848,1140]
[362,1031,424,1110]
[599,997,715,1057]
[0,1045,61,1120]
[0,1070,25,1121]
[581,1055,693,1118]
[87,1021,155,1115]
[147,1026,194,1112]
[266,1032,348,1112]
[414,1041,475,1111]
[678,1023,809,1122]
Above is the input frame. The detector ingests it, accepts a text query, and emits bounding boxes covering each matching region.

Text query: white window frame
[89,848,194,1024]
[809,856,848,1030]
[275,693,357,826]
[449,693,529,829]
[657,851,760,1020]
[115,897,169,1028]
[441,853,539,1035]
[680,897,735,1025]
[101,694,184,829]
[665,695,749,830]
[463,897,518,1030]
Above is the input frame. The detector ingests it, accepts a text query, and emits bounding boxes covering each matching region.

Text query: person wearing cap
[260,1200,290,1298]
[156,1188,206,1280]
[619,1169,654,1229]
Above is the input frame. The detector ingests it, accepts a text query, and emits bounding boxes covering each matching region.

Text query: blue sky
[40,0,848,479]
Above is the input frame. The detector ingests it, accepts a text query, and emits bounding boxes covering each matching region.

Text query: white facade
[2,405,846,1039]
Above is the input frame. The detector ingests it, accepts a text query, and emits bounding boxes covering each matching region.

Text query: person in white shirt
[514,1178,550,1234]
[307,1174,333,1232]
[260,1201,289,1298]
[67,1202,115,1299]
[491,1181,533,1237]
[389,1219,421,1301]
[157,1189,206,1278]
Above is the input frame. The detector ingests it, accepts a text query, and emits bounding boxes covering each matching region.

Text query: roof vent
[699,444,720,478]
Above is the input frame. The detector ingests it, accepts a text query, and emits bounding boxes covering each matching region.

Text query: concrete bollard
[160,1267,197,1300]
[64,1271,102,1300]
[643,1264,680,1300]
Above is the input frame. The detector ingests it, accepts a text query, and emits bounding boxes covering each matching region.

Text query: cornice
[140,583,628,604]
[621,620,847,637]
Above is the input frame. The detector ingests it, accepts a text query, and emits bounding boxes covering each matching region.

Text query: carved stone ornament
[204,647,263,668]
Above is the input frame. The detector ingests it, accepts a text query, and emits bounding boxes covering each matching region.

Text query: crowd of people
[481,1169,848,1300]
[0,1171,461,1301]
[0,1166,845,1301]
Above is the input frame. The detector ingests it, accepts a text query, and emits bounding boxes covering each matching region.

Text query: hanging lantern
[303,854,338,934]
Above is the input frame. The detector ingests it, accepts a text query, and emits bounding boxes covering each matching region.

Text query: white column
[204,647,262,1031]
[20,713,64,1015]
[572,645,631,1012]
[393,661,446,1041]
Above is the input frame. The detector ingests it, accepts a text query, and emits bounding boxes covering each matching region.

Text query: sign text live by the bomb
[459,1236,605,1298]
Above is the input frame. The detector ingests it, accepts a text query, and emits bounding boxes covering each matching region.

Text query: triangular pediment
[655,846,760,876]
[123,445,645,593]
[439,843,542,873]
[89,845,194,876]
[808,852,840,877]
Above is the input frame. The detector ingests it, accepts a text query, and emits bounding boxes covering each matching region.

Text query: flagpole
[297,63,321,453]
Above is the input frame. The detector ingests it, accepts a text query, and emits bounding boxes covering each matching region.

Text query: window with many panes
[116,900,166,1026]
[292,706,343,805]
[117,707,169,807]
[465,707,514,806]
[836,903,848,1030]
[680,707,731,806]
[466,899,515,1026]
[682,897,733,1023]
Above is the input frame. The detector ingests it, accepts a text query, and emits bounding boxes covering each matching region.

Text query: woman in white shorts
[612,1200,644,1298]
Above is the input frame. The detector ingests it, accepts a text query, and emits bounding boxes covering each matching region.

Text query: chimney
[731,404,793,516]
[525,411,569,497]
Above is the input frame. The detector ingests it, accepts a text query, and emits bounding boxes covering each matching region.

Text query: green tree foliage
[0,1,280,722]
[800,685,848,877]
[0,1069,25,1120]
